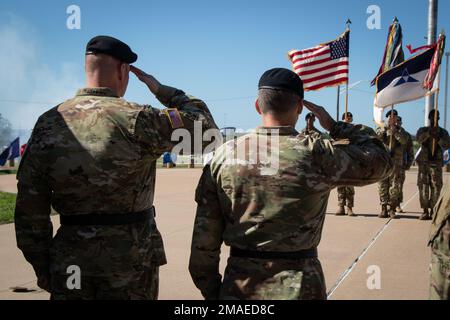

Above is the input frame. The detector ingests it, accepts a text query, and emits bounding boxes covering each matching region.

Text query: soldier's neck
[261,115,296,128]
[86,78,120,97]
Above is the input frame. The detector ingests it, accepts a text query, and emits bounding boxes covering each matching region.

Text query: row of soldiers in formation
[14,36,450,301]
[302,109,450,221]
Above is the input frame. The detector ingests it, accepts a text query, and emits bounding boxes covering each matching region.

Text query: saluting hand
[130,65,161,95]
[302,100,336,132]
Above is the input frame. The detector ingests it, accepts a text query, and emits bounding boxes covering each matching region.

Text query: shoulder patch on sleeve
[163,108,184,129]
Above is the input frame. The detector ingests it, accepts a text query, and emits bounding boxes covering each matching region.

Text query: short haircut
[258,88,301,115]
[85,53,123,76]
[428,109,440,120]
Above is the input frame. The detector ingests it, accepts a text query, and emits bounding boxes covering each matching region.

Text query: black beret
[86,35,137,64]
[342,112,353,120]
[305,112,315,120]
[258,68,304,99]
[385,109,398,118]
[428,109,440,120]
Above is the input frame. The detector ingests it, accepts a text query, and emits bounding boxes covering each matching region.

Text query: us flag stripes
[288,30,349,91]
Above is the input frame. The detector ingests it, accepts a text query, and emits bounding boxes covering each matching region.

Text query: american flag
[288,30,349,91]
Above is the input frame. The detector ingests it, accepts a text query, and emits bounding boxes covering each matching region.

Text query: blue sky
[0,0,449,136]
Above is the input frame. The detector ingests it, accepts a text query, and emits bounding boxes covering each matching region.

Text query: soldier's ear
[297,99,303,115]
[255,99,262,115]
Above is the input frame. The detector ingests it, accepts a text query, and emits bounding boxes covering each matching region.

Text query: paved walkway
[0,170,446,300]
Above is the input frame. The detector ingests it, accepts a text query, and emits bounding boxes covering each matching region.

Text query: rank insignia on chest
[163,108,184,129]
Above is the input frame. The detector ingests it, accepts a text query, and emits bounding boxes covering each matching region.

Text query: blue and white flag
[374,47,438,112]
[0,137,20,166]
[444,148,450,165]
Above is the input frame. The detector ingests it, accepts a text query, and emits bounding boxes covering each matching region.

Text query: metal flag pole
[336,85,340,121]
[345,18,351,122]
[432,30,445,156]
[425,0,438,126]
[444,52,449,130]
[432,68,442,156]
[389,105,395,151]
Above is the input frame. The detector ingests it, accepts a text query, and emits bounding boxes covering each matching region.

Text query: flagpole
[432,68,442,156]
[345,83,349,121]
[432,30,445,156]
[344,18,351,122]
[336,86,340,121]
[389,105,395,151]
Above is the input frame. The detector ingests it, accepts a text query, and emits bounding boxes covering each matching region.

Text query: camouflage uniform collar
[303,126,320,133]
[255,126,298,136]
[76,87,119,97]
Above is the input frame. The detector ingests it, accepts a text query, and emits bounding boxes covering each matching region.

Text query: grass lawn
[0,170,17,175]
[0,192,16,224]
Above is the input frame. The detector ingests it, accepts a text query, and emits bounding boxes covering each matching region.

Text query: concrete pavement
[0,169,446,300]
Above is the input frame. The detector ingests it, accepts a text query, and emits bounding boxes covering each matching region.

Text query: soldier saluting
[189,68,392,300]
[14,35,217,299]
[300,112,322,139]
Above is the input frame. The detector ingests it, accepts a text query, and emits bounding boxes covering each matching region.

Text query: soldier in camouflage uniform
[416,110,450,220]
[300,112,322,139]
[397,116,414,213]
[188,68,392,300]
[428,178,450,300]
[376,109,408,219]
[14,36,217,300]
[336,112,356,217]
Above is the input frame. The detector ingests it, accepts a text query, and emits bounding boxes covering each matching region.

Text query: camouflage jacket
[429,178,450,246]
[376,124,408,163]
[189,122,393,299]
[416,126,450,165]
[15,87,217,278]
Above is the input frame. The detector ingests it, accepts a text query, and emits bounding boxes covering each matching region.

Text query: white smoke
[0,14,83,132]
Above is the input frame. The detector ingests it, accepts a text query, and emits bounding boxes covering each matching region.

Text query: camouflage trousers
[337,186,354,207]
[418,162,443,210]
[430,219,450,300]
[48,219,166,300]
[50,266,159,300]
[378,163,402,208]
[399,169,406,203]
[218,256,326,300]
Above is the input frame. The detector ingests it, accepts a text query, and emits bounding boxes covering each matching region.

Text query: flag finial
[393,16,398,23]
[346,19,352,27]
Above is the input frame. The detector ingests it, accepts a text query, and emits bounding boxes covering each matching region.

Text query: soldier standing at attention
[14,36,217,300]
[376,109,407,219]
[428,178,450,300]
[416,110,450,220]
[336,112,356,217]
[300,112,322,138]
[189,68,392,300]
[396,116,414,213]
